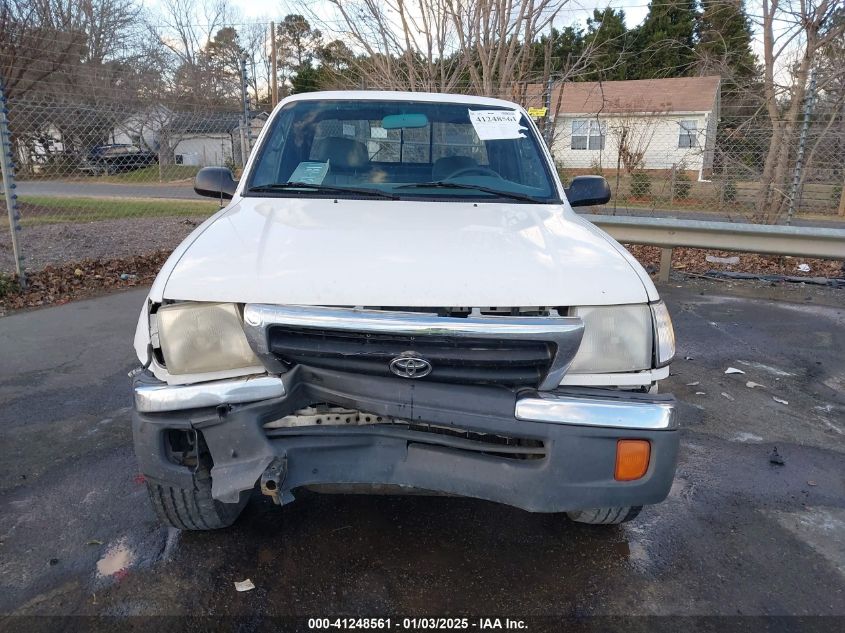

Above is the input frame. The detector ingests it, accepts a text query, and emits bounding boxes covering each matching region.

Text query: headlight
[156,302,262,375]
[651,300,675,366]
[568,305,653,373]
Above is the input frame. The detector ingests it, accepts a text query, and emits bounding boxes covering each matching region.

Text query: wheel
[145,458,249,530]
[567,506,642,525]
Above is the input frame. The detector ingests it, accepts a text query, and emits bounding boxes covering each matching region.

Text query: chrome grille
[243,304,585,390]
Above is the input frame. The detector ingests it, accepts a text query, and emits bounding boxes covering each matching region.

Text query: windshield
[246,99,559,203]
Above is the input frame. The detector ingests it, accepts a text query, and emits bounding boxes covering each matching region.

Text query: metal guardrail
[585,215,845,282]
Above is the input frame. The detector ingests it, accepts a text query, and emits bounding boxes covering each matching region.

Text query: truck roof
[280,90,523,111]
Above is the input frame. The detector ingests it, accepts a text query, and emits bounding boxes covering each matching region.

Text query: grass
[91,165,202,183]
[21,164,203,184]
[558,168,843,217]
[13,195,219,225]
[607,196,845,221]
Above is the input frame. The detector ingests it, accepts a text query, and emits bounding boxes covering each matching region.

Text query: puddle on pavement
[736,360,797,377]
[96,537,136,578]
[769,506,845,578]
[161,528,180,561]
[732,432,764,443]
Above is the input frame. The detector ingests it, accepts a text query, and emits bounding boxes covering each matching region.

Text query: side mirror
[194,166,238,200]
[564,175,611,207]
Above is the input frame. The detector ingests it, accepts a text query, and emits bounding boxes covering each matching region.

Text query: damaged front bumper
[132,367,679,513]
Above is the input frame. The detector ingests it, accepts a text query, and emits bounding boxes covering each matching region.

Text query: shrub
[674,170,692,199]
[0,273,18,299]
[556,165,571,187]
[723,178,737,203]
[630,171,651,197]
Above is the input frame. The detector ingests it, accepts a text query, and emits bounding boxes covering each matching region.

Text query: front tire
[146,460,249,530]
[567,506,642,525]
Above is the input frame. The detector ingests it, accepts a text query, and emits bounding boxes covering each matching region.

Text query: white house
[112,107,268,167]
[15,121,65,173]
[532,76,721,179]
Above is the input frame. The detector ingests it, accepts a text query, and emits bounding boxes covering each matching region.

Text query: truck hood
[160,198,652,306]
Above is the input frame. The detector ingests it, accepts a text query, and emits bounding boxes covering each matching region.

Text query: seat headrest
[432,155,479,180]
[311,137,369,169]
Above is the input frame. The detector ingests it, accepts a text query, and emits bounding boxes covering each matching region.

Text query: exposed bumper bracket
[260,456,288,505]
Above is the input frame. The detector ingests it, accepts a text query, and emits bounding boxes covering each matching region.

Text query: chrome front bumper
[133,373,676,431]
[134,375,286,413]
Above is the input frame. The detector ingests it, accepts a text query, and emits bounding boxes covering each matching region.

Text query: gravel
[1,216,199,272]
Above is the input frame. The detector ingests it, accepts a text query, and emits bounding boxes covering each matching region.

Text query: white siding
[550,113,711,173]
[173,135,234,167]
[112,106,174,149]
[112,115,160,150]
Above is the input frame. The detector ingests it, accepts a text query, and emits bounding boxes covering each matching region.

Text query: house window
[678,120,697,148]
[571,119,605,150]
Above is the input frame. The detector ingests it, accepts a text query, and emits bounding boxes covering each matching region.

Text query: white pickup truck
[131,91,678,530]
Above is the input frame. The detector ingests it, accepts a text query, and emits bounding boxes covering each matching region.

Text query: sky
[224,0,771,65]
[231,0,653,30]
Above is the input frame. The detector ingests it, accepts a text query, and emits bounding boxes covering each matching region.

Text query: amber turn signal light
[615,440,650,481]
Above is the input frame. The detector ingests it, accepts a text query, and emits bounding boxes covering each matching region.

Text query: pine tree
[633,0,698,78]
[696,0,757,79]
[201,27,244,102]
[583,8,631,80]
[290,63,321,94]
[532,26,585,76]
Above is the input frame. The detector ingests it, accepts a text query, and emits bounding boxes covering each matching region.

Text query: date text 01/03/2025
[307,617,528,630]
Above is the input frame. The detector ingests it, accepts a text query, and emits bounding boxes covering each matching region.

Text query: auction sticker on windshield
[468,109,526,140]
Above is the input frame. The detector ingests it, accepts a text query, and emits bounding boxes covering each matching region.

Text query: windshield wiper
[247,181,399,200]
[395,181,542,203]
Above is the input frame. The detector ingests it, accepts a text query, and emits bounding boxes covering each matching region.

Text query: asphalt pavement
[0,281,844,629]
[16,179,200,200]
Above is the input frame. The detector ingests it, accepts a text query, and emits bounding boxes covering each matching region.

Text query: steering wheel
[444,166,501,180]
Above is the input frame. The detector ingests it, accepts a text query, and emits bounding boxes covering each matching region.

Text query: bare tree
[298,0,565,96]
[150,0,234,67]
[753,0,845,222]
[240,18,272,105]
[0,0,86,100]
[75,0,144,65]
[146,0,236,99]
[609,114,663,174]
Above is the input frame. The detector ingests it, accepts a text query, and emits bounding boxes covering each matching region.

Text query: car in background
[80,144,157,175]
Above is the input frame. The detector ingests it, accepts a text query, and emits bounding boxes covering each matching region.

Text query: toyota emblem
[389,355,433,379]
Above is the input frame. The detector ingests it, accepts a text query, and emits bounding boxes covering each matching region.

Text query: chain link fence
[1,86,843,279]
[548,118,843,222]
[0,89,267,278]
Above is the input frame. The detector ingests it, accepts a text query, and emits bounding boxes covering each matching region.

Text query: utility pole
[543,75,553,146]
[239,53,252,167]
[786,67,817,225]
[0,79,25,288]
[270,21,278,107]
